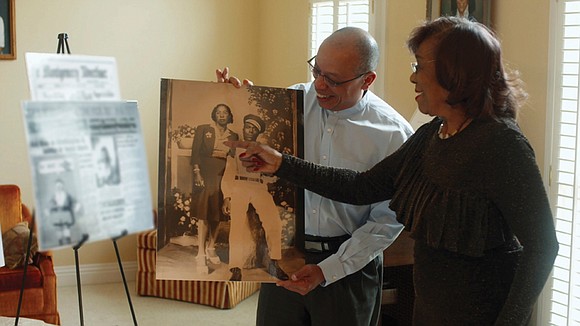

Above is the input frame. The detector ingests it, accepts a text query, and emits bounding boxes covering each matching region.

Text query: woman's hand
[223,140,283,174]
[216,67,254,88]
[193,167,205,187]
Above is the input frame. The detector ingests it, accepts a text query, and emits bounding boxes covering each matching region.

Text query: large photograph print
[157,79,304,282]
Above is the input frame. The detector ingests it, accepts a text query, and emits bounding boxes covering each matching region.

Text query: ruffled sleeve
[389,118,515,257]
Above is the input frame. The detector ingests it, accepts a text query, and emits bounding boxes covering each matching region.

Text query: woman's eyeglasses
[411,62,419,73]
[411,60,435,73]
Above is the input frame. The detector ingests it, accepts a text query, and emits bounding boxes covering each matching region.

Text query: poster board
[22,101,154,250]
[157,79,304,282]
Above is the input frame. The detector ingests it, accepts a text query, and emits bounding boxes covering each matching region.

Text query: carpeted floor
[57,280,258,326]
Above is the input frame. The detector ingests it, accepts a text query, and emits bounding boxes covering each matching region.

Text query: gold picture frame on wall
[0,0,15,60]
[427,0,491,27]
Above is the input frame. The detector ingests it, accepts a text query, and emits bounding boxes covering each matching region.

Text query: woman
[190,103,238,267]
[227,17,558,325]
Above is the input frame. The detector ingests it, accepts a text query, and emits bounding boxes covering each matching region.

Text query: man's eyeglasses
[307,56,367,87]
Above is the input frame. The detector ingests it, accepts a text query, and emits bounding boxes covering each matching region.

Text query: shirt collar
[326,90,369,118]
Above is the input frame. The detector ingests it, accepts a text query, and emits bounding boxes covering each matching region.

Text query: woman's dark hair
[211,103,234,124]
[407,16,527,120]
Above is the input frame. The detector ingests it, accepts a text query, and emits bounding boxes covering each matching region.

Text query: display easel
[14,33,139,326]
[73,230,138,326]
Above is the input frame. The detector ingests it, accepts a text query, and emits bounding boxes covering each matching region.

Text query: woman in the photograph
[190,103,239,267]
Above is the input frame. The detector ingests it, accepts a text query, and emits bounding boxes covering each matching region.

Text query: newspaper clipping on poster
[22,101,154,250]
[25,52,121,101]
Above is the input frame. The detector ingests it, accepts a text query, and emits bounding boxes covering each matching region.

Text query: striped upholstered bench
[136,229,260,309]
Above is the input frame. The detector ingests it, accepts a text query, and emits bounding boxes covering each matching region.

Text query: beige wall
[0,0,550,268]
[0,0,261,266]
[382,0,550,172]
[493,0,550,170]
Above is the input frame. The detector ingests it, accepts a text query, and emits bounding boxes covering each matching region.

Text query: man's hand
[216,67,254,88]
[276,264,325,296]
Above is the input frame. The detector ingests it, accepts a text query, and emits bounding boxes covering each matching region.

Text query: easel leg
[73,234,89,326]
[15,212,37,326]
[112,231,138,326]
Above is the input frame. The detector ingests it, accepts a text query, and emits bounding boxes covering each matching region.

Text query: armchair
[0,184,60,325]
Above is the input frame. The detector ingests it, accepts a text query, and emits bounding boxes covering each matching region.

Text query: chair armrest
[37,254,58,316]
[36,254,56,277]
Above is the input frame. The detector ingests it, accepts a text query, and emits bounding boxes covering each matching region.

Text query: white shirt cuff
[318,254,346,286]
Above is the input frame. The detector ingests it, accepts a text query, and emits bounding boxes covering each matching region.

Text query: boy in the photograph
[221,114,288,281]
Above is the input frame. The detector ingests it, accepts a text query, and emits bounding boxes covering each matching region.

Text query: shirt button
[312,209,317,214]
[322,155,327,160]
[327,128,332,133]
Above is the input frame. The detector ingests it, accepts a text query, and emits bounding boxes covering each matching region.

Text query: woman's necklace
[438,116,471,139]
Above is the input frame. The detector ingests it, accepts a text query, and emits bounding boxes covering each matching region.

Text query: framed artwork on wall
[427,0,491,27]
[0,0,15,60]
[157,78,305,282]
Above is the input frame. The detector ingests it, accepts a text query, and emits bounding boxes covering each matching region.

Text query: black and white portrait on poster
[157,79,305,282]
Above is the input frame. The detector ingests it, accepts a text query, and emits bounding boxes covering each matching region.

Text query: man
[217,27,413,326]
[453,0,476,21]
[221,114,289,281]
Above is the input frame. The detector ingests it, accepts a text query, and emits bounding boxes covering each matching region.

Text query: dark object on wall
[426,0,492,27]
[0,0,15,60]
